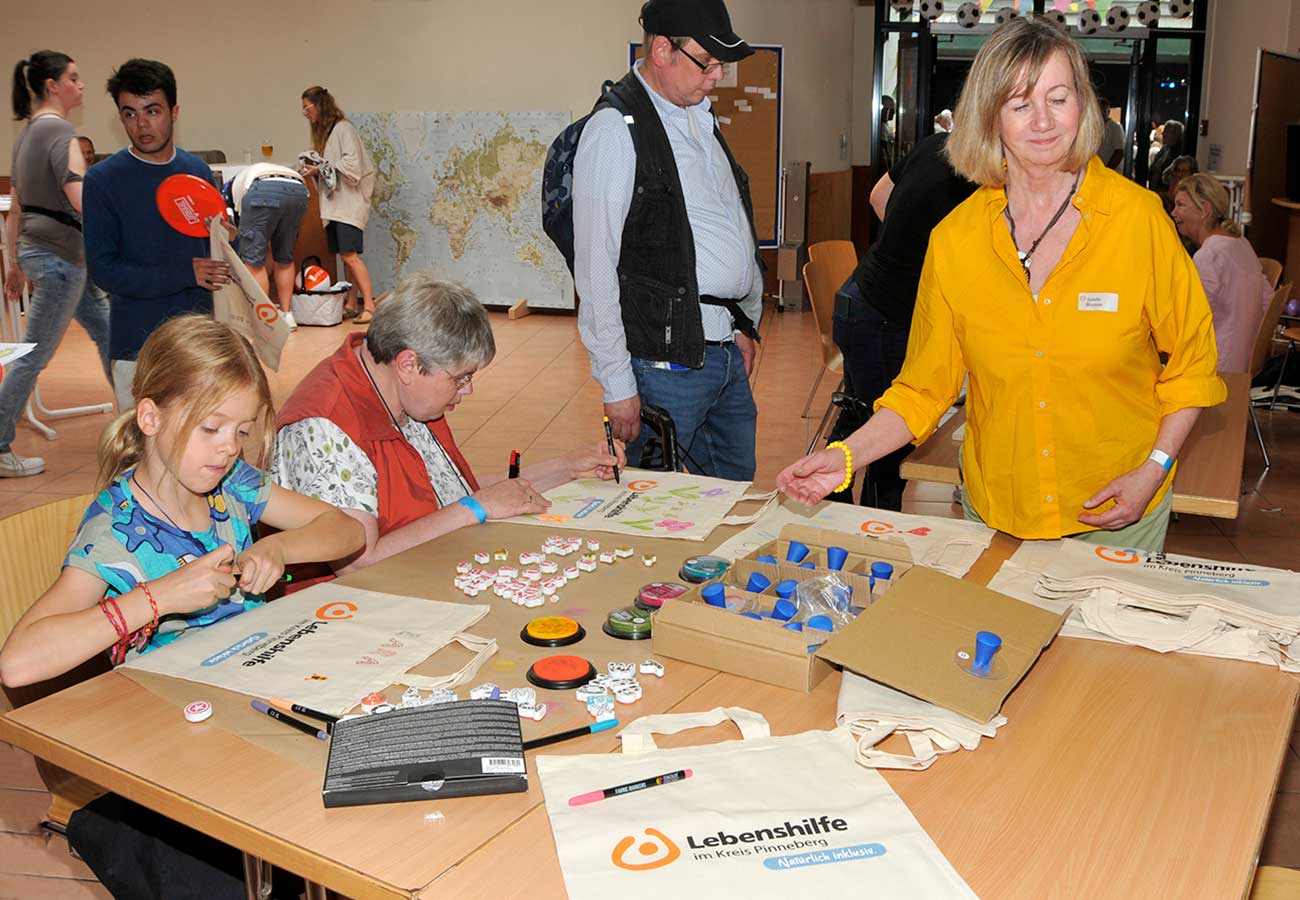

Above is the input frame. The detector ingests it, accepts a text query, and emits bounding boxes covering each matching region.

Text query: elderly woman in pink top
[1172,174,1271,373]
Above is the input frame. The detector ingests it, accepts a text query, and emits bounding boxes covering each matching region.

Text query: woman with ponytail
[300,85,377,322]
[0,316,364,690]
[2,50,113,478]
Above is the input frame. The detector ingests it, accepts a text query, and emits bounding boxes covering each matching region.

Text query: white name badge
[1078,292,1119,312]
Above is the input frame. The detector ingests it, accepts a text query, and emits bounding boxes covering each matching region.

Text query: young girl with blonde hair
[0,315,364,688]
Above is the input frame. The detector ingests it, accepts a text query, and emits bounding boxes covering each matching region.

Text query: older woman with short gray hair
[274,273,624,575]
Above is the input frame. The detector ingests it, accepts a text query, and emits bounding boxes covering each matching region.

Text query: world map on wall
[352,111,574,309]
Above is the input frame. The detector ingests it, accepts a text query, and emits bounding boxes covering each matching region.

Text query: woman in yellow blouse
[778,18,1224,551]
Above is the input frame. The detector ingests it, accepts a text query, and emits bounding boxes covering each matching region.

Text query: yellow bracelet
[827,441,853,493]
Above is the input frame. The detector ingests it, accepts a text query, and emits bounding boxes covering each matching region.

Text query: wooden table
[2,527,1296,900]
[1271,198,1300,286]
[900,371,1252,519]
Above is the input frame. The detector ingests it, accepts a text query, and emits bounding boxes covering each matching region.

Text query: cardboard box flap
[816,566,1068,723]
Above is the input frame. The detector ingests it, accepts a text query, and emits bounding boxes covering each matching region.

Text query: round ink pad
[680,554,731,583]
[527,654,598,690]
[635,581,689,612]
[603,605,654,640]
[520,615,586,648]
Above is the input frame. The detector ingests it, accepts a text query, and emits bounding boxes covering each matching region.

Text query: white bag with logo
[537,708,979,899]
[120,583,495,715]
[209,219,290,370]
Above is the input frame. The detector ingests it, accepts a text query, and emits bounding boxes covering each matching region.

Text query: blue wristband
[1147,449,1174,472]
[458,495,488,525]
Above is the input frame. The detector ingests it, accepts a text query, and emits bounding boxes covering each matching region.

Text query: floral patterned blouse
[272,416,470,515]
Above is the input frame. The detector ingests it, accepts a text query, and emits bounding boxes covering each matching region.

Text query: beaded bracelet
[827,441,854,494]
[100,596,130,664]
[135,581,159,649]
[99,595,127,639]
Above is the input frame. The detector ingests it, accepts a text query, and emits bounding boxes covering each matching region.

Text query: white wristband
[1147,449,1173,472]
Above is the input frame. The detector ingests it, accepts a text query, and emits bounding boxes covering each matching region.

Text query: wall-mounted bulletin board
[630,44,784,247]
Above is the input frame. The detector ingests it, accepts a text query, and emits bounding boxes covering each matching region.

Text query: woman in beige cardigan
[301,86,377,322]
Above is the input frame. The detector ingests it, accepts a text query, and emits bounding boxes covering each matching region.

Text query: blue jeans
[0,245,112,451]
[830,275,913,510]
[628,343,757,481]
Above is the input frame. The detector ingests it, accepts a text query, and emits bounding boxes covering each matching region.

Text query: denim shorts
[237,178,309,265]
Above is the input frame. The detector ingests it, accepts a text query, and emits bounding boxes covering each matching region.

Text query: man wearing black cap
[573,0,763,481]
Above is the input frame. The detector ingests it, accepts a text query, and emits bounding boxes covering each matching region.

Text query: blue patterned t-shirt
[64,459,273,658]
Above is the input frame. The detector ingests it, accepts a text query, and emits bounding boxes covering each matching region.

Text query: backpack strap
[596,78,640,156]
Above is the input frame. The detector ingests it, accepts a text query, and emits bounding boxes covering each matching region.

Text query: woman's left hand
[234,539,288,595]
[1078,460,1167,531]
[567,440,626,481]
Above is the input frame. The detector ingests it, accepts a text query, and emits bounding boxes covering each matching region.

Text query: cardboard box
[745,524,914,584]
[652,557,867,692]
[816,566,1069,723]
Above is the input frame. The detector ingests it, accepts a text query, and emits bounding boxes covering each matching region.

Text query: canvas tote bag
[537,707,979,899]
[209,219,290,371]
[121,584,496,715]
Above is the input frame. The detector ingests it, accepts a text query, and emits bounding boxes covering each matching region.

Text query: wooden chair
[1250,865,1300,899]
[0,493,109,833]
[0,497,294,899]
[1247,282,1295,468]
[1260,257,1283,290]
[807,239,858,288]
[801,258,846,452]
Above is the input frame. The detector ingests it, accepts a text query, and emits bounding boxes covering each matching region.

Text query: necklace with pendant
[1004,170,1081,283]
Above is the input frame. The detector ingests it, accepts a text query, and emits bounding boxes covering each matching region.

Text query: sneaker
[283,310,298,330]
[0,450,46,478]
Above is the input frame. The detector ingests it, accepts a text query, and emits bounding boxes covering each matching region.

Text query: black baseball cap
[640,0,755,63]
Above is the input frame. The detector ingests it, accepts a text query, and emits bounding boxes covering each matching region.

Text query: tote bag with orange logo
[121,583,494,715]
[537,708,979,899]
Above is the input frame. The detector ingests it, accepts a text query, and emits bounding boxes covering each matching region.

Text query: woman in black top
[828,132,976,509]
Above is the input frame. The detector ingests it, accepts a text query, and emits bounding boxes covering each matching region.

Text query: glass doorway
[873,1,1208,190]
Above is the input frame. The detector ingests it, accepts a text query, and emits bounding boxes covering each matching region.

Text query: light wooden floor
[1,304,1298,896]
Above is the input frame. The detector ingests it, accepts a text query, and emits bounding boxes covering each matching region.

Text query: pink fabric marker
[568,768,693,807]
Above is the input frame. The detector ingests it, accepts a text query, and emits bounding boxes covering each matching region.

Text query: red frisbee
[156,174,226,237]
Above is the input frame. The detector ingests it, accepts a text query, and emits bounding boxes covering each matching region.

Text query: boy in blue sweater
[84,59,232,410]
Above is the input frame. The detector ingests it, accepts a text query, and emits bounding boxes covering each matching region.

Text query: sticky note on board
[745,86,762,94]
[717,116,732,125]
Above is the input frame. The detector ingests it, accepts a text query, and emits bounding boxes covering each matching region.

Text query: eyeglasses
[676,44,725,77]
[444,370,475,390]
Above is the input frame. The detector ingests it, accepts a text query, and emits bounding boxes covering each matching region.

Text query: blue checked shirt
[574,61,763,403]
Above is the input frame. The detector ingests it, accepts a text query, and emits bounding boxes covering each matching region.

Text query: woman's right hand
[472,478,552,521]
[150,544,238,614]
[3,266,27,303]
[777,447,852,506]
